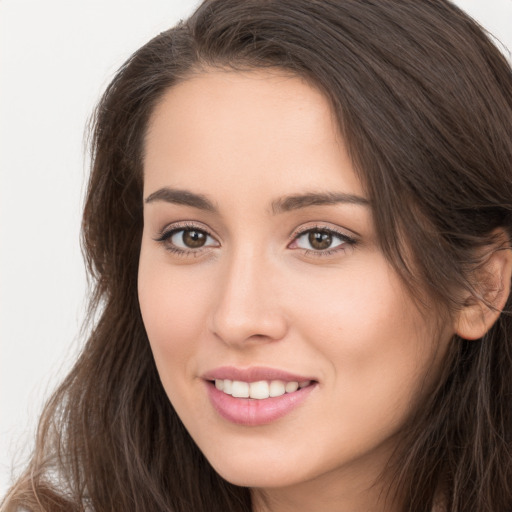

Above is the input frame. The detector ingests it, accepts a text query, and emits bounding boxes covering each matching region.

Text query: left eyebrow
[271,191,370,214]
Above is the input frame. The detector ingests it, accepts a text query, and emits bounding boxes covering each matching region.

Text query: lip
[201,366,316,383]
[202,366,318,426]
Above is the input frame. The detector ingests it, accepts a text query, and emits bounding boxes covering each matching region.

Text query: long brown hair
[3,1,512,511]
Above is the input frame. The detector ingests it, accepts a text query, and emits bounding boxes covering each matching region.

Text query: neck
[251,452,402,512]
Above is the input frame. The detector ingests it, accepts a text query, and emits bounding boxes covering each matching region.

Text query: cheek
[289,258,441,416]
[137,249,213,375]
[288,258,409,354]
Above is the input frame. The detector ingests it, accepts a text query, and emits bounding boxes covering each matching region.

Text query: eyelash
[154,223,357,258]
[289,225,357,258]
[154,222,217,257]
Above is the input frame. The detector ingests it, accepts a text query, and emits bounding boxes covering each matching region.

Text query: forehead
[143,69,364,202]
[147,68,335,131]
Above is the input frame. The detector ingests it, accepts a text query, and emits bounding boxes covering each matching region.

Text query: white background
[1,0,511,499]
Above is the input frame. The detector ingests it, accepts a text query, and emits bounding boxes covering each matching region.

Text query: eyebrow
[271,191,370,214]
[145,188,217,212]
[144,187,369,214]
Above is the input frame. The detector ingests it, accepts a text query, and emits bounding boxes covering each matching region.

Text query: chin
[203,448,315,489]
[214,464,300,489]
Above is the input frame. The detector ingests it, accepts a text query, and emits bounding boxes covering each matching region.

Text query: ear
[455,230,512,340]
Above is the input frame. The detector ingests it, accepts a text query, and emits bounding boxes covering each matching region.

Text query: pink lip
[202,366,317,426]
[201,366,315,383]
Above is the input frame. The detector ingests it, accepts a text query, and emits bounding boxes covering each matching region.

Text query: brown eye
[308,230,333,250]
[291,227,354,254]
[182,229,207,248]
[164,228,218,250]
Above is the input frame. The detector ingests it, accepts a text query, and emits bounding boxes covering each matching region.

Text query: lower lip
[205,381,316,426]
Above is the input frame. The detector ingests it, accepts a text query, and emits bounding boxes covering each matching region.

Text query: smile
[202,367,318,426]
[215,379,312,399]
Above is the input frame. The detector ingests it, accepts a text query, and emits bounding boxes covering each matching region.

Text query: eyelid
[288,223,357,242]
[287,223,358,253]
[153,221,221,255]
[155,221,219,241]
[153,221,356,257]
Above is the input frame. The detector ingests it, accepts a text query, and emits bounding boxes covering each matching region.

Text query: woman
[3,0,512,511]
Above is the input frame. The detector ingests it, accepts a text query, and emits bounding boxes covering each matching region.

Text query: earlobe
[455,232,512,341]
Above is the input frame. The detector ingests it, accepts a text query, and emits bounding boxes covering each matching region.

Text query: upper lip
[201,366,316,383]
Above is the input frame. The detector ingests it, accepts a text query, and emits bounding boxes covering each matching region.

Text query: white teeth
[285,381,299,393]
[223,379,232,394]
[249,380,270,399]
[269,380,286,397]
[215,379,311,399]
[231,380,249,398]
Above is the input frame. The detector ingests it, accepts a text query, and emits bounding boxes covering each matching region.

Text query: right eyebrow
[144,187,217,213]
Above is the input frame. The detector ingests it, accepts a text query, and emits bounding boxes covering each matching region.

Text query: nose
[210,248,288,347]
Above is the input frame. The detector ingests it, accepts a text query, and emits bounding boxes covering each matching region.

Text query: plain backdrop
[1,0,511,499]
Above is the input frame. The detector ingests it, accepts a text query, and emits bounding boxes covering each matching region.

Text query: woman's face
[138,70,454,500]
